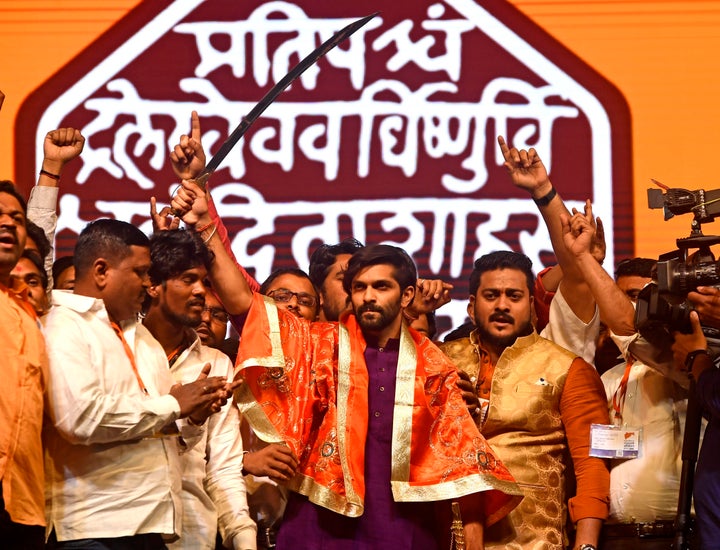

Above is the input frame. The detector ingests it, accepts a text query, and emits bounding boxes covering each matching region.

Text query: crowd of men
[2,90,720,550]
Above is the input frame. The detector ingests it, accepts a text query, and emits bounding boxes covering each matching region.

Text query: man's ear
[400,285,415,308]
[467,295,477,326]
[92,258,110,289]
[530,295,537,327]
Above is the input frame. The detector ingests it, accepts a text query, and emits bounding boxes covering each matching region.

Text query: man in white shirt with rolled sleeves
[43,219,231,549]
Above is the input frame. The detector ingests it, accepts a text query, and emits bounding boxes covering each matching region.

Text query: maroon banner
[16,0,632,331]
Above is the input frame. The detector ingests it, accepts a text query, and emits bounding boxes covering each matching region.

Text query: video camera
[635,184,720,348]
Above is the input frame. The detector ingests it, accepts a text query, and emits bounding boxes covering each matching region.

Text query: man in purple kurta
[172,180,523,550]
[277,336,438,549]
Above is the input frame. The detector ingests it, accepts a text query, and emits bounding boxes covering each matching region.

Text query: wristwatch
[578,545,597,550]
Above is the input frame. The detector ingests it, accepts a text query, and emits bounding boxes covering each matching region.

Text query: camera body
[635,186,720,347]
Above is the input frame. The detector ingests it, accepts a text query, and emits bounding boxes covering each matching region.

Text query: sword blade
[196,11,379,188]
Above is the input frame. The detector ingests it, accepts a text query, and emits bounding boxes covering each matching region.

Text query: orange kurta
[0,280,47,526]
[235,293,522,526]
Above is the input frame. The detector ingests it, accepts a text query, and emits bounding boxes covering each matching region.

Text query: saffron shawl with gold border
[235,293,521,526]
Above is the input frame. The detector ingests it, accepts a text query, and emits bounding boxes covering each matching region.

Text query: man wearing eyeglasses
[142,228,255,550]
[196,289,231,350]
[259,268,319,322]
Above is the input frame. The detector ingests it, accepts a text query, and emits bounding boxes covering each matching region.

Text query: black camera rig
[636,183,720,345]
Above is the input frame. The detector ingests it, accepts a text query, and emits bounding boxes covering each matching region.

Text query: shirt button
[379,348,384,352]
[379,386,385,392]
[374,411,381,417]
[380,368,385,372]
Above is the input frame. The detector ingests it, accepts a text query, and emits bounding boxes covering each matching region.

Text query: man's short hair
[615,257,656,281]
[259,267,315,295]
[308,238,364,289]
[342,244,417,295]
[26,219,51,261]
[148,229,214,285]
[52,255,74,287]
[469,251,534,297]
[74,219,150,279]
[0,180,27,215]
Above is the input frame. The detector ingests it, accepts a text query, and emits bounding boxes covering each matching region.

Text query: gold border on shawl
[236,296,285,371]
[391,474,523,502]
[234,296,287,443]
[390,323,416,484]
[391,475,523,526]
[336,323,363,510]
[287,473,364,518]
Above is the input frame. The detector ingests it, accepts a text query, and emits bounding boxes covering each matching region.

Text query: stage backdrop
[1,0,719,332]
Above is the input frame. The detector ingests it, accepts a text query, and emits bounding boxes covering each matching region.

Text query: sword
[194,11,379,190]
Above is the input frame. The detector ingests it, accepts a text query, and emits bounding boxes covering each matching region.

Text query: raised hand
[561,200,596,259]
[497,135,552,198]
[42,127,85,176]
[170,111,206,181]
[150,196,180,232]
[170,179,210,227]
[591,216,607,264]
[408,278,453,316]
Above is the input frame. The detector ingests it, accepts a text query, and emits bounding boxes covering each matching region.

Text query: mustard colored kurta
[441,330,610,549]
[235,293,522,527]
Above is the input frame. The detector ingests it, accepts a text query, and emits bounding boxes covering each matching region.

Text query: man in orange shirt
[0,180,48,549]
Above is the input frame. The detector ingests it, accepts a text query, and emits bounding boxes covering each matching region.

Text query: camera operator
[561,209,699,549]
[672,310,720,550]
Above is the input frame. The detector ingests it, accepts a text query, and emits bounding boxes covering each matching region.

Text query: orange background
[1,0,719,260]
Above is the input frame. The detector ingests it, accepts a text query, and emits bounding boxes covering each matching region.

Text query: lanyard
[611,357,634,425]
[109,321,149,395]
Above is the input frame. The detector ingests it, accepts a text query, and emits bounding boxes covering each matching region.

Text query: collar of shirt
[468,327,539,354]
[51,289,106,315]
[363,336,400,351]
[169,328,203,368]
[1,277,38,319]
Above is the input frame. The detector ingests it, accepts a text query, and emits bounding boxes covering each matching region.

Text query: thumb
[690,310,703,335]
[560,213,571,235]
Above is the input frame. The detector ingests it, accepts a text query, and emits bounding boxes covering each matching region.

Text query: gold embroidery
[336,323,363,510]
[390,323,416,484]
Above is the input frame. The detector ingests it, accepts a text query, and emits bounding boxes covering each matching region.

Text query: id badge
[589,423,641,459]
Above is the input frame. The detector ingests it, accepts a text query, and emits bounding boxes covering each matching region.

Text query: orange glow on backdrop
[1,0,720,261]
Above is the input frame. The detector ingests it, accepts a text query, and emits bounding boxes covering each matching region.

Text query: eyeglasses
[267,288,318,308]
[203,306,229,323]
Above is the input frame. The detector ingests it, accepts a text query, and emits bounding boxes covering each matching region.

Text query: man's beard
[355,302,400,333]
[476,311,533,351]
[321,290,351,322]
[163,298,204,328]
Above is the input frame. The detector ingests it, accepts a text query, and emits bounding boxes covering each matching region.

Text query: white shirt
[540,285,600,364]
[601,332,689,523]
[43,290,199,540]
[165,333,257,550]
[27,185,58,287]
